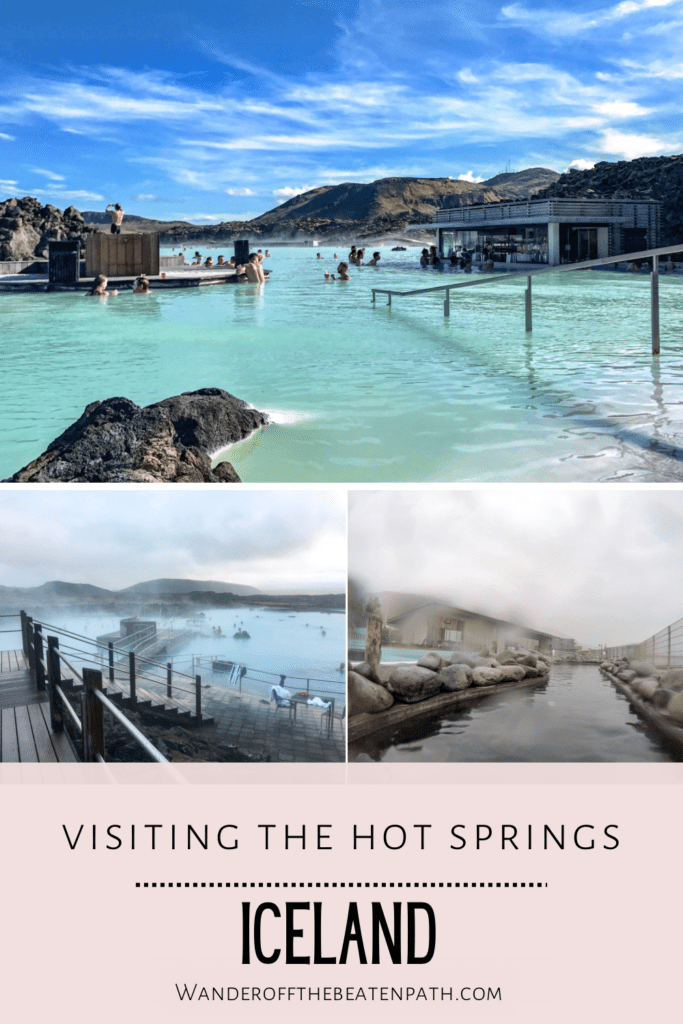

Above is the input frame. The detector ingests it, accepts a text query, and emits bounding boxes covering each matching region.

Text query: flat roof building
[410,197,660,267]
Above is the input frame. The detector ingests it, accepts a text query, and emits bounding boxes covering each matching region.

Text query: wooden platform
[0,649,42,711]
[1,703,78,762]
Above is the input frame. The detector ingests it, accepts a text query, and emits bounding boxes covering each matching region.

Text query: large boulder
[437,663,472,692]
[471,666,504,686]
[387,665,442,704]
[494,651,519,665]
[659,669,683,693]
[617,669,637,684]
[3,388,268,483]
[348,671,394,716]
[634,677,659,700]
[498,665,527,682]
[471,656,500,668]
[447,652,477,668]
[351,662,381,685]
[653,688,674,709]
[518,654,537,667]
[628,660,660,678]
[417,652,445,672]
[665,690,683,722]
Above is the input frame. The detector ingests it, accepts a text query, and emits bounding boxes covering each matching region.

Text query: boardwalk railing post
[108,642,115,685]
[26,616,36,680]
[34,623,46,692]
[651,254,660,356]
[20,610,28,657]
[129,651,136,705]
[444,288,450,317]
[525,276,533,332]
[167,662,172,699]
[83,668,105,762]
[47,636,64,733]
[372,289,376,304]
[195,674,202,720]
[387,293,391,307]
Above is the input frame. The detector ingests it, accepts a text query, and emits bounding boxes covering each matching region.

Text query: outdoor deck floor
[0,650,78,762]
[196,685,345,762]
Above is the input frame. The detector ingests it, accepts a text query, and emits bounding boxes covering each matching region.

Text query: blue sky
[1,0,682,222]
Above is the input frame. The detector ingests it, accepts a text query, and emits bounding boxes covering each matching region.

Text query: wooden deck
[1,703,78,762]
[0,649,79,761]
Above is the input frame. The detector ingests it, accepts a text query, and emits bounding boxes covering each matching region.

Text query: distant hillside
[143,169,562,244]
[121,578,260,597]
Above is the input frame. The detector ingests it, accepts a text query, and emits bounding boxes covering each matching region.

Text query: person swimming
[85,274,118,297]
[366,251,381,266]
[336,262,352,280]
[133,276,152,294]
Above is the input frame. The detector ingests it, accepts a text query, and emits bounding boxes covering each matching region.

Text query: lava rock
[3,387,267,483]
[0,196,92,260]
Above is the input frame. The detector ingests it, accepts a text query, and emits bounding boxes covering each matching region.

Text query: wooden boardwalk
[0,650,78,762]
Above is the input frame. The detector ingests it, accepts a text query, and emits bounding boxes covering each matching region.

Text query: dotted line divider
[136,881,548,889]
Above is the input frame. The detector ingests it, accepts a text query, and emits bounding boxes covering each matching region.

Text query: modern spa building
[411,197,661,267]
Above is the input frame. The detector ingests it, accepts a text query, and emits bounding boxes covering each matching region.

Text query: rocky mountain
[0,170,560,256]
[160,169,561,244]
[121,578,259,597]
[532,154,683,246]
[0,196,92,260]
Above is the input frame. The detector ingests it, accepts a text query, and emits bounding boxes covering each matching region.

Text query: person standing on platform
[105,203,124,234]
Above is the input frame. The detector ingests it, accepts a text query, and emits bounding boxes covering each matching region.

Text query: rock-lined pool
[3,248,683,481]
[349,662,679,762]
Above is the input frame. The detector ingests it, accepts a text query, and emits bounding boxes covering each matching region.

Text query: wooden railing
[19,612,171,762]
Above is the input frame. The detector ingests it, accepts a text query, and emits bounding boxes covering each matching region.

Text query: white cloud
[596,128,680,158]
[501,0,683,37]
[272,185,314,200]
[30,168,65,180]
[0,179,19,187]
[593,99,652,117]
[0,132,15,141]
[29,188,105,201]
[457,170,485,182]
[225,187,255,196]
[178,211,261,223]
[457,68,479,84]
[563,158,597,172]
[131,193,157,201]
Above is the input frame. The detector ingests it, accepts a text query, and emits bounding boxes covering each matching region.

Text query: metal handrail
[52,648,168,761]
[92,689,169,763]
[372,242,679,355]
[54,684,83,734]
[34,619,199,683]
[371,242,681,299]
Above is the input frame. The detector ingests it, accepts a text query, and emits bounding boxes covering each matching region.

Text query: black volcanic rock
[0,196,92,260]
[532,154,683,247]
[3,387,267,483]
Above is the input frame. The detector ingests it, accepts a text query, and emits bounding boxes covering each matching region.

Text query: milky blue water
[3,247,683,481]
[30,607,346,703]
[349,663,677,762]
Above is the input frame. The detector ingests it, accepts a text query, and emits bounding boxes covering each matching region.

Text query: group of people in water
[85,274,152,297]
[420,244,496,272]
[321,245,382,281]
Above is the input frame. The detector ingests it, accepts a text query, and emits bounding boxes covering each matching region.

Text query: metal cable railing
[604,614,683,668]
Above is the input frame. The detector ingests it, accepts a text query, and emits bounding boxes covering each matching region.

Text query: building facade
[377,599,571,655]
[412,198,660,267]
